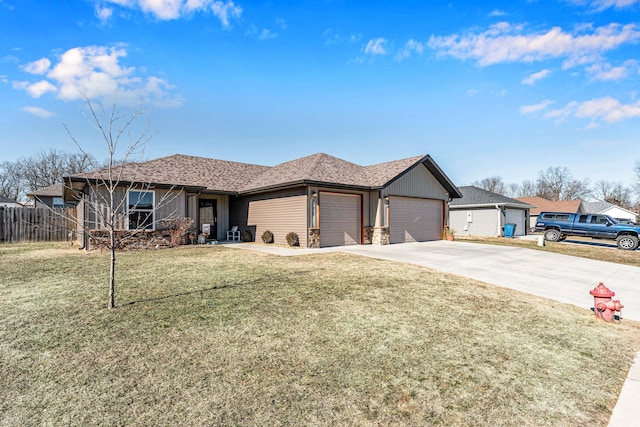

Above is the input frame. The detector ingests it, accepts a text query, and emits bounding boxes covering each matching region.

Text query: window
[590,215,610,225]
[127,190,155,230]
[52,197,64,208]
[578,215,588,223]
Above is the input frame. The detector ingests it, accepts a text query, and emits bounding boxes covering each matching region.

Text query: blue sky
[1,0,639,188]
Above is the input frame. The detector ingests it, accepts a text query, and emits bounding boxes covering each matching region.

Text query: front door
[199,199,217,239]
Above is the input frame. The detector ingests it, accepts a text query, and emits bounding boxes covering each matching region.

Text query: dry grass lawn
[457,235,640,267]
[1,242,639,426]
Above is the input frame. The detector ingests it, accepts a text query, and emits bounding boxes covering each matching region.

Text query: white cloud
[95,4,113,22]
[276,18,286,30]
[522,69,551,85]
[586,60,637,81]
[488,9,506,17]
[97,0,242,26]
[25,80,58,98]
[569,0,640,11]
[395,39,424,61]
[520,99,554,114]
[324,28,362,45]
[13,45,182,108]
[22,106,55,118]
[427,22,640,68]
[364,38,388,56]
[21,58,51,74]
[544,97,640,124]
[258,29,277,40]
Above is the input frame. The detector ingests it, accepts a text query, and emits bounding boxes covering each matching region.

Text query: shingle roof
[515,197,583,215]
[241,153,371,192]
[0,195,17,203]
[27,183,64,198]
[68,152,461,197]
[450,186,533,208]
[581,201,614,213]
[72,154,271,193]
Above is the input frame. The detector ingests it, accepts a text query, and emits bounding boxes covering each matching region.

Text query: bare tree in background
[634,160,640,201]
[0,161,23,201]
[593,180,633,209]
[535,166,590,201]
[471,176,506,195]
[19,149,97,192]
[65,95,179,309]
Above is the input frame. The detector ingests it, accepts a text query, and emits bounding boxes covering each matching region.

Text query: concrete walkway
[223,240,640,426]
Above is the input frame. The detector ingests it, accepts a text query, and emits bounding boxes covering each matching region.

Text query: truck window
[578,215,588,223]
[590,215,609,225]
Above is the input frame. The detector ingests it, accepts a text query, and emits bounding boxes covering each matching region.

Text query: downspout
[496,204,502,237]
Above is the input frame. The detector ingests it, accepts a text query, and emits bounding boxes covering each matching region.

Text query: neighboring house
[65,153,462,249]
[27,183,70,208]
[449,186,534,237]
[516,197,585,231]
[0,195,22,208]
[581,201,638,223]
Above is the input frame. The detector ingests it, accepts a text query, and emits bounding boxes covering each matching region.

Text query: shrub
[240,230,253,242]
[261,230,274,244]
[158,215,195,247]
[286,232,299,247]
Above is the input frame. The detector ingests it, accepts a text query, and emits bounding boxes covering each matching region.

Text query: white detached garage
[448,186,533,237]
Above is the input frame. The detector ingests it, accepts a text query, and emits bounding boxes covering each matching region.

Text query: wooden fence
[0,207,77,243]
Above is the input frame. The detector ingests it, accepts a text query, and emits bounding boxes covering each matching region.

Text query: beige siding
[231,188,306,243]
[450,208,501,237]
[248,195,308,247]
[319,192,361,247]
[384,164,449,200]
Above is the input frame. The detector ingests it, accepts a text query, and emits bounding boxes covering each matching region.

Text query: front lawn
[1,243,639,426]
[457,235,640,267]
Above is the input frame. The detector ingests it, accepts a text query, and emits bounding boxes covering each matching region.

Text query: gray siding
[192,193,229,241]
[248,195,308,247]
[450,208,501,237]
[85,186,187,231]
[383,164,449,200]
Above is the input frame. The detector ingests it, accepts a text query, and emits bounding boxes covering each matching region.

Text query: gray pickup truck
[535,212,640,250]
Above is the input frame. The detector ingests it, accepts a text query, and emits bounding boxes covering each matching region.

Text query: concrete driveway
[336,241,640,322]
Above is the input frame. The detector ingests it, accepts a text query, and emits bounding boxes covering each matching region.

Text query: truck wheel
[544,229,562,242]
[616,235,639,250]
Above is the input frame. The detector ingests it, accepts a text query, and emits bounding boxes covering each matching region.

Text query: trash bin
[503,223,517,238]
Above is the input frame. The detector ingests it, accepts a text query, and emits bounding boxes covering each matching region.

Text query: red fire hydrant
[590,283,623,322]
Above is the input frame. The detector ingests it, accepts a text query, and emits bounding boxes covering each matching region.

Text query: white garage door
[389,196,443,244]
[320,192,361,247]
[505,209,526,236]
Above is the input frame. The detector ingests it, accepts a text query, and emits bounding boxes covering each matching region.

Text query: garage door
[389,196,443,244]
[505,209,526,236]
[320,192,360,247]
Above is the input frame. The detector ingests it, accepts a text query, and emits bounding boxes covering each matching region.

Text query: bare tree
[14,149,97,194]
[633,160,640,200]
[64,95,180,309]
[536,166,590,201]
[471,176,506,195]
[518,179,537,198]
[0,161,23,201]
[593,180,633,209]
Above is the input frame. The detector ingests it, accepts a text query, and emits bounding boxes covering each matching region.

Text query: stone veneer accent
[363,226,374,245]
[308,228,320,248]
[372,226,390,245]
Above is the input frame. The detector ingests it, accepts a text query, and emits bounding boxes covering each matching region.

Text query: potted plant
[446,227,455,241]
